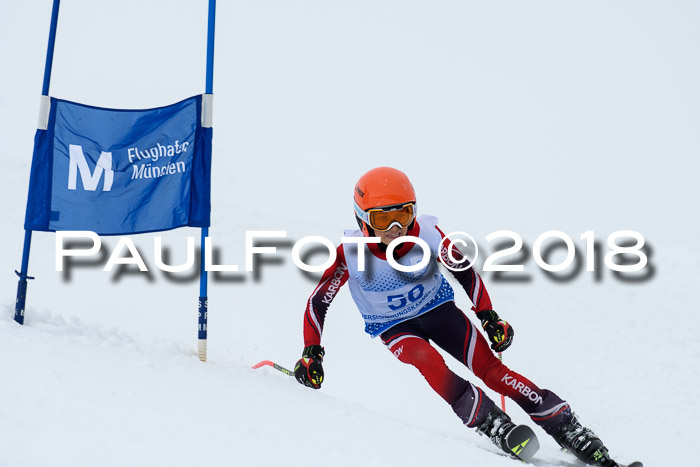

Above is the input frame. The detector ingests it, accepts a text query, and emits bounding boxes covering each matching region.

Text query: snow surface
[1,1,698,466]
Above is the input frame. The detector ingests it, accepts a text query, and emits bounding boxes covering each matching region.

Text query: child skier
[294,166,636,467]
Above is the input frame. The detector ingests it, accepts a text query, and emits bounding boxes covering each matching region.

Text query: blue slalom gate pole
[198,0,215,361]
[205,0,216,96]
[41,0,61,96]
[14,231,34,325]
[14,0,61,325]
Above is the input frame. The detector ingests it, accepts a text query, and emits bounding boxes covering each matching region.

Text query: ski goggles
[354,201,416,231]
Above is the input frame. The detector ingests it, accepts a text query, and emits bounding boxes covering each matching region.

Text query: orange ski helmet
[353,167,416,237]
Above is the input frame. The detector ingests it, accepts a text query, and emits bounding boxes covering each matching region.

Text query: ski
[504,425,540,463]
[560,449,643,467]
[560,443,643,467]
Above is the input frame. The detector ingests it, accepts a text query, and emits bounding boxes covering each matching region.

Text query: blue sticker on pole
[24,95,211,235]
[198,296,208,340]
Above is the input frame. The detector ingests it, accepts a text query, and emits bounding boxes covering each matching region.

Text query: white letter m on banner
[67,144,114,191]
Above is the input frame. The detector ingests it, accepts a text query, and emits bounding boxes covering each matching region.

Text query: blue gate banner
[24,95,211,234]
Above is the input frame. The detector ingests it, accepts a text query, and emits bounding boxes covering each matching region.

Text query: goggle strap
[353,200,370,224]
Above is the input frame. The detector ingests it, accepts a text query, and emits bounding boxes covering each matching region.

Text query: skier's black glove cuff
[294,345,325,389]
[476,310,514,352]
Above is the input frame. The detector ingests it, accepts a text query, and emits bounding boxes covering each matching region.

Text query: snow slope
[0,305,581,467]
[1,1,699,466]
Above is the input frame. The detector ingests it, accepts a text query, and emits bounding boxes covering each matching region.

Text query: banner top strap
[38,95,51,130]
[202,94,213,128]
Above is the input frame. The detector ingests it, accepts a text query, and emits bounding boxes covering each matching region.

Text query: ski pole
[498,352,506,411]
[252,360,294,377]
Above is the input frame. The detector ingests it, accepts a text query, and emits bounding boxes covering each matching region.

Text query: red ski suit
[302,220,570,432]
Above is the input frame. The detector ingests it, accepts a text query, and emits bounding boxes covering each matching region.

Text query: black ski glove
[476,310,514,352]
[294,345,325,389]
